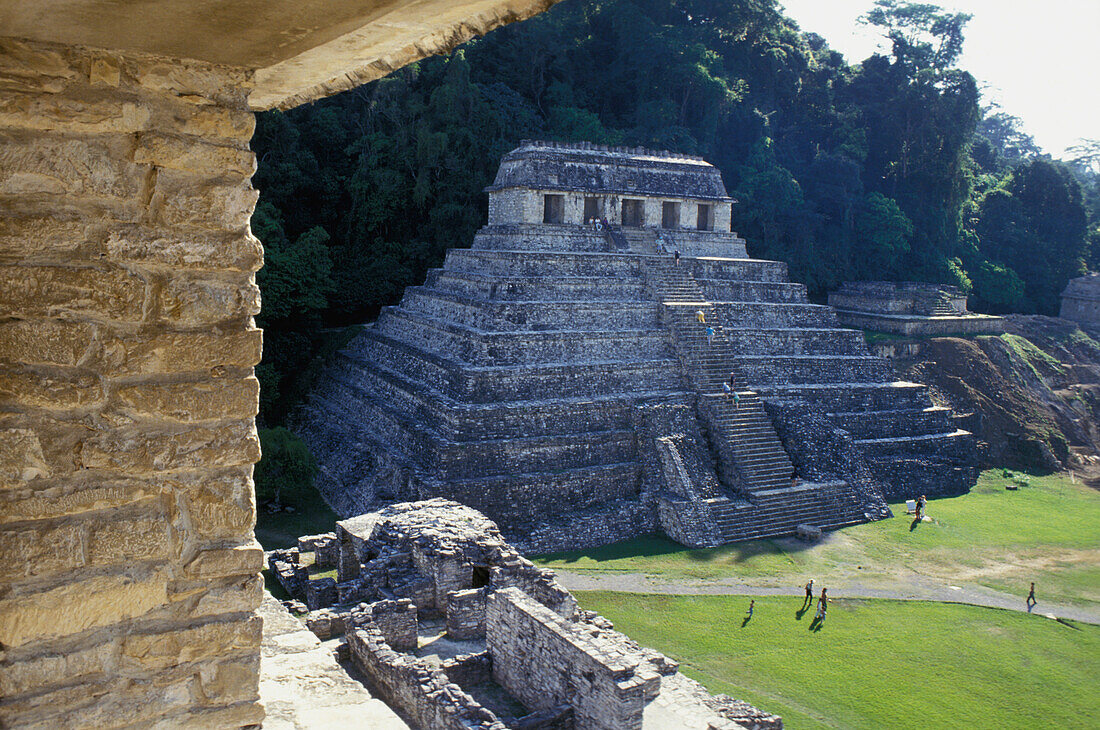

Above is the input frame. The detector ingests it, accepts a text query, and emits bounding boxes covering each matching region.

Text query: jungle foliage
[251,0,1098,426]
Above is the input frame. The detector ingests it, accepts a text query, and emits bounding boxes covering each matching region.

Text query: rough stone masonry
[269,498,783,730]
[0,1,560,726]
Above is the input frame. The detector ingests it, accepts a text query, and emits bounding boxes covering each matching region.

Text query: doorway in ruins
[696,203,714,231]
[584,196,602,221]
[543,194,565,223]
[471,565,491,588]
[662,201,680,229]
[622,198,644,227]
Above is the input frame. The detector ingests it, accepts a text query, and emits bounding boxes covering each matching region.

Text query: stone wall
[487,587,658,730]
[0,39,264,728]
[348,624,510,730]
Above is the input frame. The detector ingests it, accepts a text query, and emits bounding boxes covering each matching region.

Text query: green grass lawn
[254,494,339,551]
[579,592,1100,730]
[536,471,1100,608]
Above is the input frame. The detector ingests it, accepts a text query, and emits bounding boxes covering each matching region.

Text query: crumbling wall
[347,624,509,730]
[0,39,264,728]
[487,588,658,730]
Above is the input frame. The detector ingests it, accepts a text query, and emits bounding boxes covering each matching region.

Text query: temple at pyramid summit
[297,140,978,552]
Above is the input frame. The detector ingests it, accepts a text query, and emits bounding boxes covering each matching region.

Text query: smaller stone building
[485,140,738,257]
[828,281,1004,336]
[269,499,782,730]
[1060,273,1100,328]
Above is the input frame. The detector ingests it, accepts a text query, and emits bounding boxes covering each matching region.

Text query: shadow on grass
[534,531,831,566]
[795,604,810,621]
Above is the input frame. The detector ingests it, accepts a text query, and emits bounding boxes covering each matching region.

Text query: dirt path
[555,570,1100,625]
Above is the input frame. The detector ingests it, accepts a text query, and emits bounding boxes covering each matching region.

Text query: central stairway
[642,256,876,542]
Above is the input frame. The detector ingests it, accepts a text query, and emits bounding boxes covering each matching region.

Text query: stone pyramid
[297,140,977,552]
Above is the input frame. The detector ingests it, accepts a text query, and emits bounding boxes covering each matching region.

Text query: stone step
[351,329,685,402]
[719,327,868,356]
[471,223,612,252]
[331,352,688,440]
[855,429,975,459]
[427,270,647,302]
[827,406,956,439]
[430,462,643,526]
[686,257,790,283]
[736,355,895,385]
[401,287,660,331]
[444,248,649,278]
[698,278,810,304]
[754,382,931,412]
[712,301,840,328]
[376,307,673,365]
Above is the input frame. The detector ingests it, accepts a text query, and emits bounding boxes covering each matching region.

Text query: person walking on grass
[804,579,814,607]
[816,587,828,620]
[1027,582,1037,612]
[747,599,755,618]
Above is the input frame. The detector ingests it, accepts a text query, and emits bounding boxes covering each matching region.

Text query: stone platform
[258,593,409,729]
[828,281,1005,336]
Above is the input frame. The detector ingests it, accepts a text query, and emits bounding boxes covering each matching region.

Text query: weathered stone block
[0,427,52,487]
[87,511,175,566]
[0,522,85,581]
[0,639,118,698]
[112,377,259,422]
[188,576,265,615]
[0,130,146,202]
[196,656,260,706]
[0,215,92,259]
[103,225,263,272]
[176,468,257,540]
[183,542,264,580]
[119,616,262,672]
[80,421,260,472]
[150,169,258,231]
[178,104,255,142]
[0,38,77,94]
[134,132,256,177]
[0,319,96,367]
[0,91,151,134]
[0,570,170,647]
[107,327,263,374]
[0,263,148,321]
[126,59,251,108]
[0,369,104,410]
[0,481,153,523]
[157,272,260,325]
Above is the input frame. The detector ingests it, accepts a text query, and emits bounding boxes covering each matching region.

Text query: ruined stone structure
[0,2,560,727]
[829,281,1005,336]
[298,142,978,554]
[270,498,783,730]
[1060,273,1100,328]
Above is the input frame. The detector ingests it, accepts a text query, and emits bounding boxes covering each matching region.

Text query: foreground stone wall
[0,39,264,728]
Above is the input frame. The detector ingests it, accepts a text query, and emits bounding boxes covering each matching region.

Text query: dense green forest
[250,0,1100,431]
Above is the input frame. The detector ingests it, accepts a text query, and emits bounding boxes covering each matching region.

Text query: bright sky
[778,0,1100,158]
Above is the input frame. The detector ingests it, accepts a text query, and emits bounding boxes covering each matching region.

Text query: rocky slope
[882,316,1100,472]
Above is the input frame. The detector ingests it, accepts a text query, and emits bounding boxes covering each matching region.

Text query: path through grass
[537,471,1100,609]
[579,592,1100,730]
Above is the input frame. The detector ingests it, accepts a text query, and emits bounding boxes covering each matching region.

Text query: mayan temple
[298,140,978,551]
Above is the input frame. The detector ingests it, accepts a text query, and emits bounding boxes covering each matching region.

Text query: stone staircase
[644,257,792,494]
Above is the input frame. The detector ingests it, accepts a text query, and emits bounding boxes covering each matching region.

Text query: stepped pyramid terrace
[298,140,979,552]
